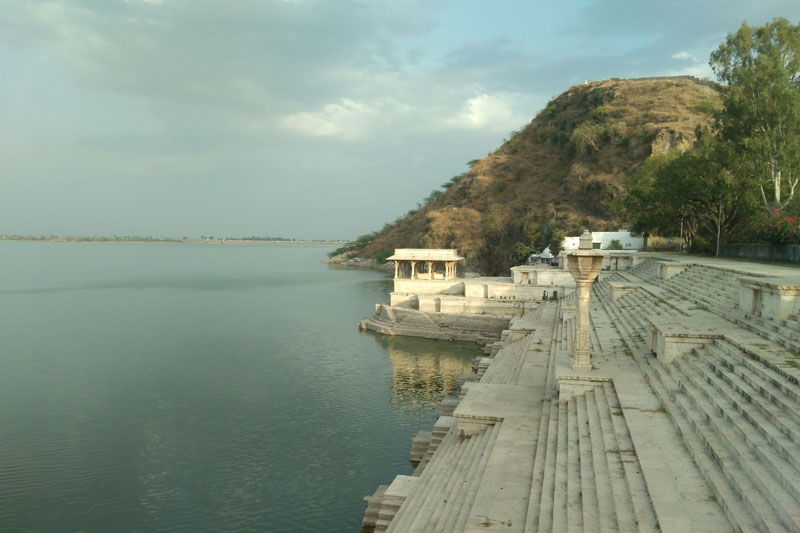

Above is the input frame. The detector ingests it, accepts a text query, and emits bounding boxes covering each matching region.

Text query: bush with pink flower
[752,206,800,245]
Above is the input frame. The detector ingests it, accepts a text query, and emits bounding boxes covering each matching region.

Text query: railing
[719,243,800,263]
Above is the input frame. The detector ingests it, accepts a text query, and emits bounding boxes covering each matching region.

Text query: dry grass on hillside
[353,76,721,274]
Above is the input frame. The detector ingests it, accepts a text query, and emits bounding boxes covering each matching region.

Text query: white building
[561,230,644,251]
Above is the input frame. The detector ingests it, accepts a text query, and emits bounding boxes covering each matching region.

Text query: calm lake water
[0,242,481,532]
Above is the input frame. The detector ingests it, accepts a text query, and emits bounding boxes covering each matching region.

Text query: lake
[0,242,481,532]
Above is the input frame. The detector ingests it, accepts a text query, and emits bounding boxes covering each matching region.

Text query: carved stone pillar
[573,280,593,371]
[566,230,604,372]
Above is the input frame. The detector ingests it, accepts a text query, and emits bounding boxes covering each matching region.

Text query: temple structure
[387,249,463,280]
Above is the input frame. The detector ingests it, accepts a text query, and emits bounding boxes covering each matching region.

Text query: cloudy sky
[2,1,799,239]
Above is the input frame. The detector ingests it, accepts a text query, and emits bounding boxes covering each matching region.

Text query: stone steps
[386,423,501,532]
[681,354,800,507]
[663,275,737,312]
[660,356,799,530]
[708,341,800,411]
[702,343,800,450]
[662,266,741,312]
[526,400,558,530]
[728,313,800,353]
[385,429,463,531]
[628,259,661,282]
[410,431,431,466]
[639,356,762,531]
[481,333,536,385]
[419,416,455,469]
[525,384,656,532]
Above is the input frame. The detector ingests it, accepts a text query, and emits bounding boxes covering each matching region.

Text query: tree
[617,134,757,254]
[710,18,800,208]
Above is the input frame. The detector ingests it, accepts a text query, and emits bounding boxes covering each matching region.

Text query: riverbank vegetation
[617,18,800,254]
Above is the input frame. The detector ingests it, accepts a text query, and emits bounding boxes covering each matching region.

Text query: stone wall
[393,279,465,295]
[359,305,510,344]
[720,243,800,264]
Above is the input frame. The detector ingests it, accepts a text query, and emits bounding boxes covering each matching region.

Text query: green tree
[710,18,800,208]
[617,136,756,254]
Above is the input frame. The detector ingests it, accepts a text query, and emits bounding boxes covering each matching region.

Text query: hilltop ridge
[343,76,720,274]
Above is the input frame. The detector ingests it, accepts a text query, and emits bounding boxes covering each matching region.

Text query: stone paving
[361,255,800,533]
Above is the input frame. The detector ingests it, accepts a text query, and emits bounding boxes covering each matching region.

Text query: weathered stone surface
[361,250,800,533]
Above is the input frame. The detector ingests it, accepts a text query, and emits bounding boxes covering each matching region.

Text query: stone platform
[361,255,800,532]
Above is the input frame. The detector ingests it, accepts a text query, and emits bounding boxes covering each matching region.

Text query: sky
[2,1,800,240]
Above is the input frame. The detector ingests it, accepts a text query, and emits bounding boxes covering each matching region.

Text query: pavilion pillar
[394,261,399,279]
[411,261,416,279]
[427,261,433,280]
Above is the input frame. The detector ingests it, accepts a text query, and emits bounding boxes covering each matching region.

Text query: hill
[341,76,721,274]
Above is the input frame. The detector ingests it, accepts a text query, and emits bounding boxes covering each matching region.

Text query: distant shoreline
[0,237,347,246]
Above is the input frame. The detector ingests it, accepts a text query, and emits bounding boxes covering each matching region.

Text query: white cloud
[671,51,694,60]
[445,93,527,132]
[281,99,378,140]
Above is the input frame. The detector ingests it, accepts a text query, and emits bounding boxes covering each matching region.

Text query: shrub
[606,239,623,250]
[752,206,800,244]
[592,106,607,120]
[694,100,718,115]
[541,104,558,118]
[328,231,377,257]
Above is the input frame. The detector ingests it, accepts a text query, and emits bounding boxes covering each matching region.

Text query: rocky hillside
[345,76,720,274]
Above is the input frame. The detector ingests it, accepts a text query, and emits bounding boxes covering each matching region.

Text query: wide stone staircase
[525,382,658,532]
[598,262,800,532]
[383,422,503,532]
[659,265,740,312]
[628,259,800,354]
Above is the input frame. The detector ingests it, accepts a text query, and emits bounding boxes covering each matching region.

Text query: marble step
[648,357,782,531]
[702,344,800,445]
[642,357,761,531]
[602,382,660,530]
[575,393,600,533]
[566,397,584,531]
[592,384,638,531]
[682,355,800,505]
[667,357,800,530]
[388,429,469,531]
[706,342,800,414]
[713,340,800,395]
[526,399,558,530]
[413,429,484,530]
[410,431,432,465]
[547,399,569,532]
[582,389,618,532]
[443,423,501,531]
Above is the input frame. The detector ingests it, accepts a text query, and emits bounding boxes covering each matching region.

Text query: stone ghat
[361,256,800,532]
[359,304,512,344]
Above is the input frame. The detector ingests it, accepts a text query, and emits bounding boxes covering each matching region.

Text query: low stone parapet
[647,316,722,362]
[608,281,641,302]
[739,277,800,318]
[659,262,691,279]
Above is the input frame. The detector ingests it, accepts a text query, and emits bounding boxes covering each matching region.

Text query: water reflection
[371,335,478,413]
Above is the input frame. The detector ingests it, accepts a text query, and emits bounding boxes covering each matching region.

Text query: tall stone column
[572,279,593,371]
[566,230,604,372]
